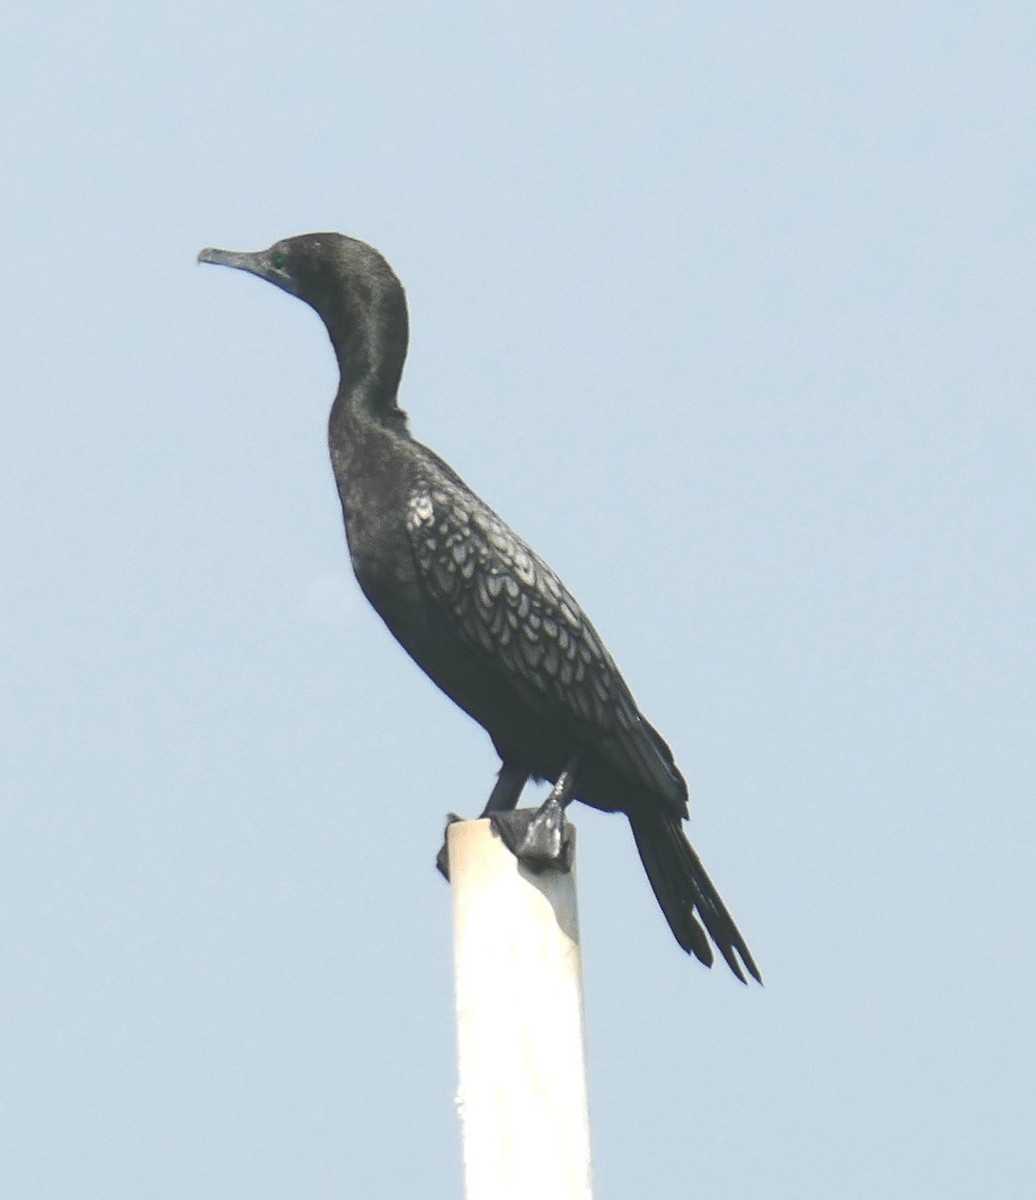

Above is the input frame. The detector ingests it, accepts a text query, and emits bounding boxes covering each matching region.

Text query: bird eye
[270,251,286,269]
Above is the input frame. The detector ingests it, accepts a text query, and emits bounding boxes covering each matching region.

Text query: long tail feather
[628,813,761,984]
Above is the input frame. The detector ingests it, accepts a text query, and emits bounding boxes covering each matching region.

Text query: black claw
[435,812,464,881]
[490,798,572,873]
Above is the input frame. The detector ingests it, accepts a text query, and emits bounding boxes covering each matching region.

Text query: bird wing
[405,474,686,808]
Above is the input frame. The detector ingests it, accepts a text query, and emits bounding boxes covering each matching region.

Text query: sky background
[3,3,1034,1197]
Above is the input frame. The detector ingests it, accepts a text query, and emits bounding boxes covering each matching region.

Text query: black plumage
[199,233,760,983]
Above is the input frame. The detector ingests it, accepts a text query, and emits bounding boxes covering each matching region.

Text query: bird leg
[490,754,581,874]
[479,761,531,815]
[436,762,530,879]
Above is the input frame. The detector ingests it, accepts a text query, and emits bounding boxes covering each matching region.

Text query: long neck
[327,281,410,439]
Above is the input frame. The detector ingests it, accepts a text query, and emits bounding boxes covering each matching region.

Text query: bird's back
[331,425,688,823]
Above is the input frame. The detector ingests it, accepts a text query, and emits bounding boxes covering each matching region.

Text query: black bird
[199,233,760,983]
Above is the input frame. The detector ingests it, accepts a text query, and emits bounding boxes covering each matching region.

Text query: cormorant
[199,233,760,983]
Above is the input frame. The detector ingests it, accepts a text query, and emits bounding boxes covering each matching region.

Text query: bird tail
[628,813,761,984]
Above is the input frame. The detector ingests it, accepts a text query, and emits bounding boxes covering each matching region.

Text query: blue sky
[3,4,1033,1197]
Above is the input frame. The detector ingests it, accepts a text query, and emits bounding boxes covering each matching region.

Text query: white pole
[448,818,594,1200]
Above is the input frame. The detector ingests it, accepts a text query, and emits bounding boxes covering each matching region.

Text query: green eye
[270,251,286,269]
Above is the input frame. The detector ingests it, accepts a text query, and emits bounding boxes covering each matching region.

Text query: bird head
[198,233,403,327]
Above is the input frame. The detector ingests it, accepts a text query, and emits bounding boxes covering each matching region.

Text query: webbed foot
[435,812,464,881]
[490,796,573,873]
